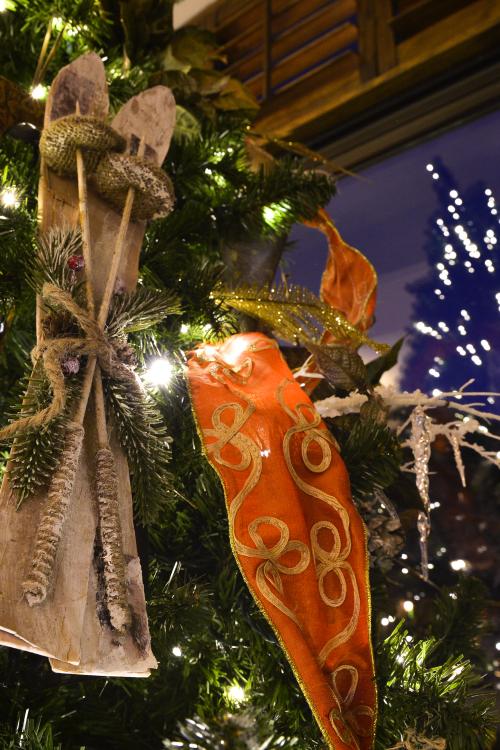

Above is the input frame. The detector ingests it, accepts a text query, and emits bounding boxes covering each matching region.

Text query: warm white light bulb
[227,684,246,704]
[145,357,173,386]
[403,600,414,613]
[31,84,48,100]
[172,645,182,657]
[0,186,20,208]
[450,559,467,571]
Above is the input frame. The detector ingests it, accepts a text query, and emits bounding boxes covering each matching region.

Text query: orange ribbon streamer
[188,332,376,750]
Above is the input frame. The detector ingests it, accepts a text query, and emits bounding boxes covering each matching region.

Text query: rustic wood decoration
[0,53,176,676]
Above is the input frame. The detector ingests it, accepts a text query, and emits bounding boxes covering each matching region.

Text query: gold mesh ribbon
[39,114,174,220]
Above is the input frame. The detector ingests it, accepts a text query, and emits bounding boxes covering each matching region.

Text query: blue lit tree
[402,158,500,403]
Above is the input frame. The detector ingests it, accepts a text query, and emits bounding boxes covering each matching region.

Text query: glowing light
[450,559,468,571]
[401,567,409,575]
[145,357,173,386]
[471,355,482,366]
[449,190,458,198]
[428,368,440,378]
[403,600,414,613]
[496,642,500,651]
[432,388,442,397]
[426,164,434,171]
[454,198,462,206]
[432,173,439,180]
[0,186,20,208]
[481,339,491,351]
[180,323,189,334]
[485,188,492,196]
[457,325,466,336]
[0,0,7,10]
[172,646,182,657]
[262,201,291,228]
[381,617,390,627]
[30,84,48,100]
[227,684,246,704]
[401,554,408,560]
[465,344,475,354]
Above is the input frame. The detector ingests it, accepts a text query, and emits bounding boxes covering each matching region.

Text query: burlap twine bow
[388,729,446,750]
[0,282,142,443]
[40,114,175,221]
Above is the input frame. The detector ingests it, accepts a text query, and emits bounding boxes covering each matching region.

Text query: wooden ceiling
[189,0,500,169]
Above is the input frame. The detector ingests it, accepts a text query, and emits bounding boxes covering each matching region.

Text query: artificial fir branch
[28,227,83,292]
[6,364,79,505]
[106,286,181,339]
[375,623,497,749]
[104,375,174,525]
[325,413,403,500]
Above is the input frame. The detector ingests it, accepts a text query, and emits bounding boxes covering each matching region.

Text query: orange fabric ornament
[188,332,376,750]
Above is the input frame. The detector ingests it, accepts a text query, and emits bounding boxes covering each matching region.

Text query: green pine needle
[104,375,174,525]
[376,623,497,749]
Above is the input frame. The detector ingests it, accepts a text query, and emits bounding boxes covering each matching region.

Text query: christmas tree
[0,3,498,749]
[403,157,500,403]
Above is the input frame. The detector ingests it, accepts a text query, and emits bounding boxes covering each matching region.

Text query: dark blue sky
[286,108,500,346]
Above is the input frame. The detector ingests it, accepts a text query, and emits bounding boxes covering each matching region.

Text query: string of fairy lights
[412,163,499,397]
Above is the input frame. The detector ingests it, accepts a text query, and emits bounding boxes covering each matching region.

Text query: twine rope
[39,114,174,220]
[0,283,143,441]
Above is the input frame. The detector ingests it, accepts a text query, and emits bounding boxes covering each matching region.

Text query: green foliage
[375,623,497,749]
[327,412,403,500]
[29,227,83,292]
[5,364,74,505]
[429,576,490,667]
[106,286,181,338]
[307,342,369,392]
[104,375,174,525]
[366,337,404,385]
[0,714,62,750]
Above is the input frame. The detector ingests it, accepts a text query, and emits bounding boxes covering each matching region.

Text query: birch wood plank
[0,52,176,675]
[51,84,175,676]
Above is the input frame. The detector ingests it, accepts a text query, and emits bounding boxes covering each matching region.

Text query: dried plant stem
[22,422,84,605]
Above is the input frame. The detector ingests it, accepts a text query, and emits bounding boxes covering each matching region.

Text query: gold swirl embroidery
[329,665,374,750]
[203,369,309,625]
[277,379,360,665]
[311,522,360,664]
[248,516,310,625]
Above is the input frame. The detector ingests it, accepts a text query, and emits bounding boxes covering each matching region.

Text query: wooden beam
[256,0,500,139]
[374,0,397,73]
[357,0,377,80]
[263,0,272,100]
[320,59,500,171]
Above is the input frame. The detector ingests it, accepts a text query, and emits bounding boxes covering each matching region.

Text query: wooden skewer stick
[73,137,146,426]
[74,101,96,319]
